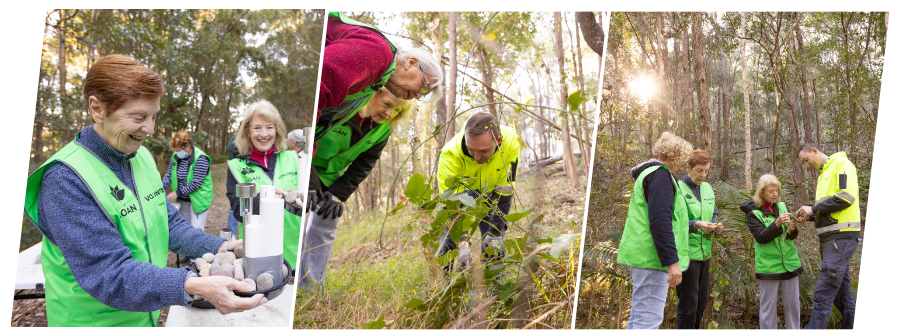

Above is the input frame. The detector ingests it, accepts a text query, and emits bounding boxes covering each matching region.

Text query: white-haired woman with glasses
[308,12,441,211]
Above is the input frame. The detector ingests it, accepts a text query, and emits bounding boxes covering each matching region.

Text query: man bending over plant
[436,112,522,273]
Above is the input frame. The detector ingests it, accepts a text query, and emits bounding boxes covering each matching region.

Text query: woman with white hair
[617,132,693,329]
[225,100,304,269]
[309,11,441,212]
[299,87,414,290]
[740,174,803,329]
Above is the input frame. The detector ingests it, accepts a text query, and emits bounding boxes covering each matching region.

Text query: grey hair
[288,129,305,142]
[395,46,443,104]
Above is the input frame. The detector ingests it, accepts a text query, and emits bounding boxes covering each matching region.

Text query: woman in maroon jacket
[306,12,442,212]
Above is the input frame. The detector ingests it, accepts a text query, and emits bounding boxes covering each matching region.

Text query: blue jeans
[627,266,670,329]
[227,208,239,237]
[804,238,858,329]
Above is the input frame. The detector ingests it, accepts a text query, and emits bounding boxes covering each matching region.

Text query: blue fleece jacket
[37,125,226,312]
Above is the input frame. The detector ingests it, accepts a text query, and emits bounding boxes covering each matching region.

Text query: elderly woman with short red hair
[23,55,265,327]
[674,149,724,329]
[162,131,213,237]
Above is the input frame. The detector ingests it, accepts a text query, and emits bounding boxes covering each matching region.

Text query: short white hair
[395,46,443,104]
[288,129,305,142]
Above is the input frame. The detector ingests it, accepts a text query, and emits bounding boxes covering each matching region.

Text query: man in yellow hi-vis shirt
[436,112,521,272]
[796,142,861,329]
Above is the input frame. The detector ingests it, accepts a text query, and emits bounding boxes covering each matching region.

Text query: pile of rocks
[195,247,287,291]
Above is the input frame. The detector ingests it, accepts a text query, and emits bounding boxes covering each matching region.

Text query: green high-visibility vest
[678,180,715,261]
[168,146,213,213]
[750,202,803,275]
[227,150,301,268]
[24,138,169,327]
[437,125,522,197]
[312,120,391,187]
[317,12,397,141]
[814,152,861,238]
[617,165,690,272]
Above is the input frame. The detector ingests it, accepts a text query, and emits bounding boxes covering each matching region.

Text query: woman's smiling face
[368,89,400,124]
[249,115,276,152]
[92,96,159,155]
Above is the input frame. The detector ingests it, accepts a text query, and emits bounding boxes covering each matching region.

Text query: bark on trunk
[575,12,604,56]
[692,13,711,150]
[741,13,753,191]
[554,12,580,187]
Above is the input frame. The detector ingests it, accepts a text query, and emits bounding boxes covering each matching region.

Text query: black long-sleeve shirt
[226,152,304,222]
[632,160,679,268]
[740,199,799,244]
[323,116,390,202]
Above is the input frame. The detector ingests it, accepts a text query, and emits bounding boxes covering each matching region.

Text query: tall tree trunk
[653,13,669,125]
[692,13,711,150]
[570,15,591,163]
[841,13,857,158]
[719,46,730,180]
[476,45,498,118]
[554,12,580,187]
[196,91,209,133]
[575,12,604,56]
[813,78,820,144]
[772,89,780,175]
[432,12,447,178]
[681,17,692,141]
[794,14,814,143]
[445,12,458,144]
[57,12,67,97]
[741,13,753,191]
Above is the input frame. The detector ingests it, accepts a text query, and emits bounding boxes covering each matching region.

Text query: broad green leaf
[404,173,427,199]
[497,280,517,301]
[449,192,476,207]
[550,233,579,258]
[361,317,385,329]
[504,207,534,222]
[567,90,588,111]
[403,298,425,309]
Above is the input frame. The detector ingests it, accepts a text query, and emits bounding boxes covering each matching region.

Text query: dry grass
[293,168,586,329]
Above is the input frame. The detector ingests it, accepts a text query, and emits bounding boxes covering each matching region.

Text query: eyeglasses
[417,66,431,99]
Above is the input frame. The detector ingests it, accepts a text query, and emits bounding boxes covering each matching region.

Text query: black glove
[317,191,344,220]
[305,189,319,213]
[306,168,324,213]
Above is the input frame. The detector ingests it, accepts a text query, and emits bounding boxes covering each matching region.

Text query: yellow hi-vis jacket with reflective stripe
[813,151,861,241]
[437,125,522,197]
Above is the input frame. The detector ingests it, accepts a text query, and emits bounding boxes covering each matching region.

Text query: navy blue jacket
[37,125,225,312]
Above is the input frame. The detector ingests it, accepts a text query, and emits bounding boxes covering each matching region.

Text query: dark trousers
[804,238,858,329]
[438,213,507,261]
[675,259,710,329]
